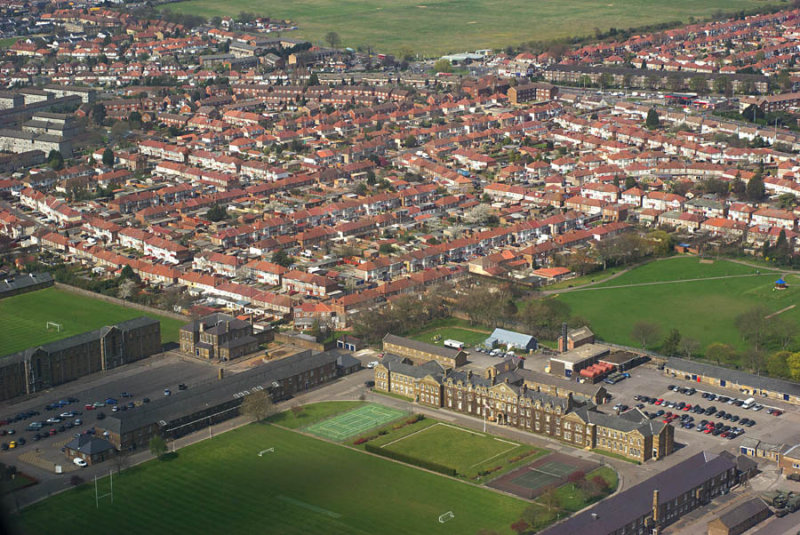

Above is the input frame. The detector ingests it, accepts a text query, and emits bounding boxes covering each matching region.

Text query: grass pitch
[159,0,778,55]
[18,424,528,535]
[0,287,184,356]
[554,257,799,352]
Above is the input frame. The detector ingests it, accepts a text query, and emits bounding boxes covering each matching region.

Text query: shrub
[510,519,529,534]
[378,430,388,436]
[567,470,586,484]
[70,475,84,487]
[353,437,369,445]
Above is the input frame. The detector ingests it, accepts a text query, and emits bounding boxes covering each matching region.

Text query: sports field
[0,287,184,356]
[381,422,520,473]
[158,0,777,55]
[18,424,528,535]
[554,257,800,351]
[305,403,407,441]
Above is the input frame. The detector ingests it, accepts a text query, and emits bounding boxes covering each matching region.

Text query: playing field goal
[46,321,63,332]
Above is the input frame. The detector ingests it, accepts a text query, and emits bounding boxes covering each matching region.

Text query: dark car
[746,419,755,427]
[121,392,133,398]
[32,433,40,441]
[96,412,106,420]
[178,384,188,391]
[0,443,7,451]
[67,397,79,403]
[142,397,150,403]
[17,438,25,446]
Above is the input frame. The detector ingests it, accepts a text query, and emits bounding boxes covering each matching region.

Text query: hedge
[364,443,457,477]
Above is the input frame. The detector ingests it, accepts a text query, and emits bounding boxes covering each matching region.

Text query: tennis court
[488,452,600,499]
[305,404,407,441]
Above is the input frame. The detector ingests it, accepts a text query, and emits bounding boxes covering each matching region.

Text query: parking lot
[597,362,800,454]
[0,353,220,475]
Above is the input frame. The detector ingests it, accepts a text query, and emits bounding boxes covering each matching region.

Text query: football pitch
[0,287,184,356]
[18,424,528,535]
[305,403,408,441]
[380,422,522,475]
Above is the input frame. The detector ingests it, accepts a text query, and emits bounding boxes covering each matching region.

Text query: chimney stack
[652,489,660,524]
[560,322,568,352]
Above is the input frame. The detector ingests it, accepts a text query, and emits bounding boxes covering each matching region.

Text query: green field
[554,257,800,352]
[409,317,490,348]
[267,400,366,428]
[380,422,526,475]
[0,287,184,356]
[305,403,408,441]
[159,0,777,55]
[18,424,528,535]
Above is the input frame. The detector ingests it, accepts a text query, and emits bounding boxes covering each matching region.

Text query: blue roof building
[485,328,537,352]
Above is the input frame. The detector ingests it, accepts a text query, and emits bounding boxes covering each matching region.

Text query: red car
[704,428,713,434]
[772,410,782,416]
[84,404,95,411]
[655,399,664,405]
[683,404,692,411]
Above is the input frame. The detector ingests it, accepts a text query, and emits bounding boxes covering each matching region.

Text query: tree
[271,249,294,268]
[307,73,319,86]
[743,348,765,374]
[102,148,114,167]
[631,321,661,349]
[678,337,700,359]
[766,351,790,378]
[767,316,798,349]
[662,328,681,356]
[47,150,64,170]
[510,520,529,534]
[735,306,770,350]
[402,134,418,148]
[787,352,800,381]
[730,176,746,199]
[206,204,228,222]
[117,278,137,300]
[149,435,167,459]
[324,31,341,48]
[706,342,737,366]
[645,108,660,130]
[129,111,142,129]
[91,103,106,125]
[541,487,560,512]
[239,390,275,422]
[689,75,708,94]
[745,173,765,202]
[433,59,452,73]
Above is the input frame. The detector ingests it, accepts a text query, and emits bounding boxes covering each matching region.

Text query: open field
[554,257,800,352]
[158,0,778,55]
[18,424,528,535]
[0,287,184,356]
[409,317,490,348]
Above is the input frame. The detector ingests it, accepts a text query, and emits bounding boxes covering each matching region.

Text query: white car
[366,361,379,369]
[73,458,87,467]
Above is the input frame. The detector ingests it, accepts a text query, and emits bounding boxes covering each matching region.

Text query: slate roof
[99,349,343,436]
[712,497,769,529]
[0,272,52,297]
[381,353,445,380]
[383,334,463,360]
[666,357,800,397]
[65,434,115,455]
[538,451,736,535]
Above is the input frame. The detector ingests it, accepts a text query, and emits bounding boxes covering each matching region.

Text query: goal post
[438,511,454,524]
[46,321,63,332]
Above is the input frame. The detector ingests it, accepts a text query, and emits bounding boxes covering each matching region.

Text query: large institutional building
[0,317,161,401]
[375,335,674,463]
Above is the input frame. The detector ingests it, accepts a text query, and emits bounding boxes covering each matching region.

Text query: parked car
[73,458,87,467]
[178,384,188,391]
[164,389,171,396]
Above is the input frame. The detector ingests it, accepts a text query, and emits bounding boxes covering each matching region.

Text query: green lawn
[543,266,626,290]
[367,420,543,480]
[0,287,184,356]
[267,401,365,429]
[0,37,18,49]
[158,0,777,55]
[553,258,800,352]
[409,317,491,348]
[18,424,528,535]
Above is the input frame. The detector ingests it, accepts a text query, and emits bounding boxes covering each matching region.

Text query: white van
[742,397,756,409]
[443,339,464,350]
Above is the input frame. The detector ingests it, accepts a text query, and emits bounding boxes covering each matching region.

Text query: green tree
[307,73,320,86]
[645,108,659,129]
[662,328,681,356]
[735,305,770,350]
[788,352,800,381]
[206,204,228,222]
[745,173,765,202]
[766,351,791,378]
[271,249,294,268]
[149,435,167,459]
[47,150,64,170]
[706,342,738,366]
[91,103,106,125]
[689,75,708,94]
[102,148,114,167]
[402,134,418,148]
[433,59,452,73]
[379,243,396,254]
[624,176,637,190]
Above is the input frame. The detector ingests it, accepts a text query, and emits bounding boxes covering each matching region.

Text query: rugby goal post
[438,511,454,524]
[46,321,63,332]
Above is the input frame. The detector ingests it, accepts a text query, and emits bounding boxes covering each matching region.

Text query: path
[547,272,774,294]
[765,304,796,319]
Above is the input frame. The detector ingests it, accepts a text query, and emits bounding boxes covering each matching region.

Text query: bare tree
[678,337,700,359]
[631,321,661,349]
[112,450,132,474]
[239,390,275,422]
[735,306,770,350]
